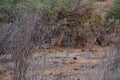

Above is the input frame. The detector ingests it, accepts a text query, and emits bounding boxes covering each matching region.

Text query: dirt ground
[1,47,120,80]
[27,47,120,80]
[27,47,107,80]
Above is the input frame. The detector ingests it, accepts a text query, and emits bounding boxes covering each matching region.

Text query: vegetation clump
[107,0,120,20]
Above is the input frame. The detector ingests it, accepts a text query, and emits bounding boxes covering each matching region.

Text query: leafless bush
[113,28,120,69]
[101,23,120,80]
[5,9,41,80]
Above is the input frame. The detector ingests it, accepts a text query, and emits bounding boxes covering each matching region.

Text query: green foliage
[0,0,13,22]
[0,0,23,22]
[24,0,72,10]
[107,0,120,20]
[0,0,73,23]
[21,0,73,21]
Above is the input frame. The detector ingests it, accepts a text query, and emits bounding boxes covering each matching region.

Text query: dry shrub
[4,8,40,80]
[113,28,120,69]
[27,0,95,49]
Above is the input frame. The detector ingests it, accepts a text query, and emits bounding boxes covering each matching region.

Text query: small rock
[53,61,59,64]
[73,68,79,71]
[73,57,77,60]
